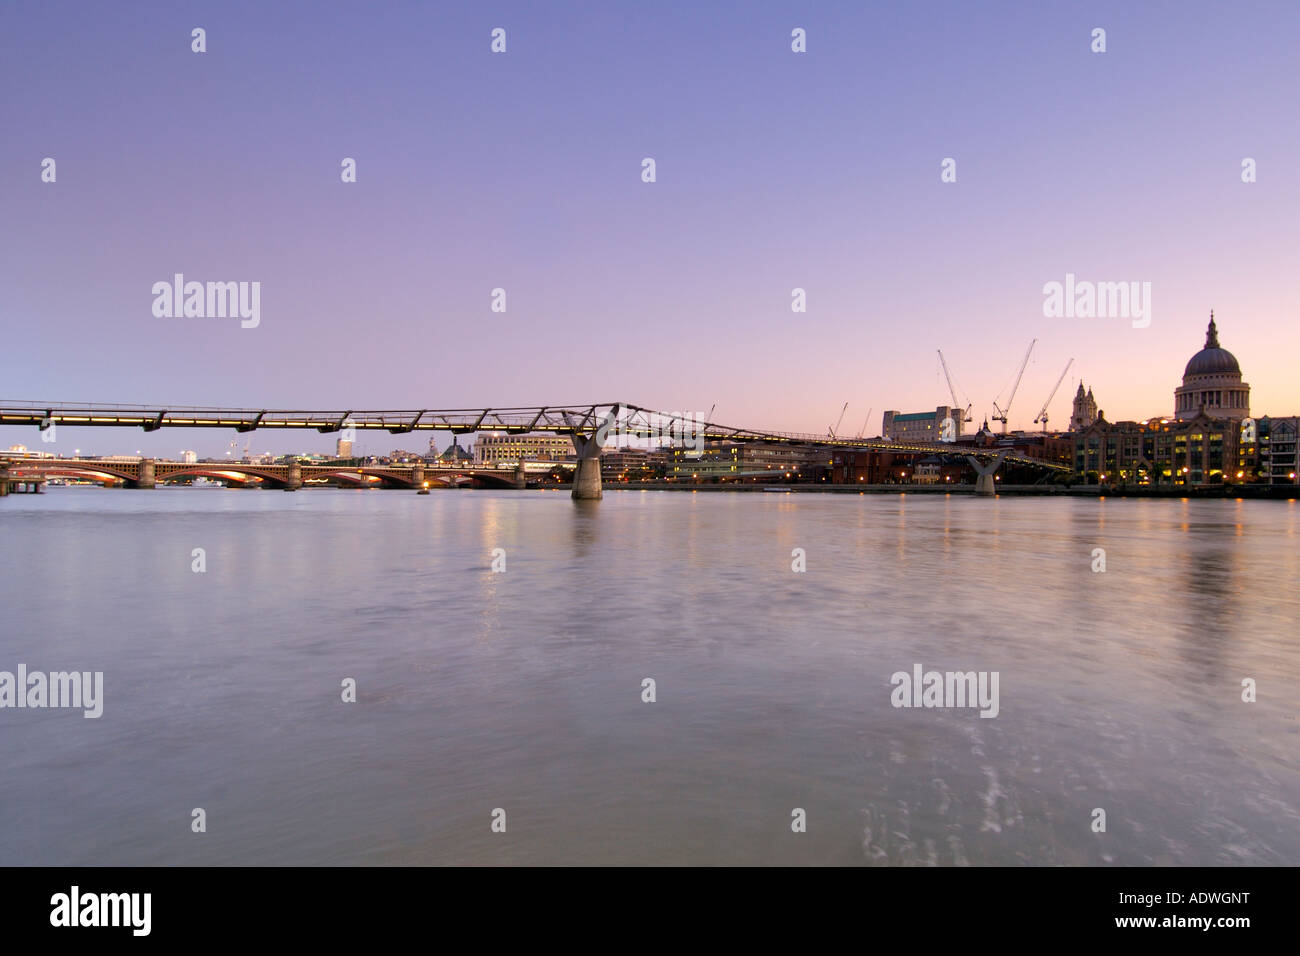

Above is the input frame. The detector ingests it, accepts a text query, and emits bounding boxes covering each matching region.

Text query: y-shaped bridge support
[966,451,1009,497]
[567,405,619,500]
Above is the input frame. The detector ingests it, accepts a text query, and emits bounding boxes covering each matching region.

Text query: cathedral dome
[1183,316,1240,377]
[1173,312,1250,420]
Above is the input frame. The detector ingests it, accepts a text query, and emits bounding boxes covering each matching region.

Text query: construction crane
[828,402,849,439]
[856,407,873,439]
[1033,358,1074,432]
[937,350,972,423]
[992,338,1036,434]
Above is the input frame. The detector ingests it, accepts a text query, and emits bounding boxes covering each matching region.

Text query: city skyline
[4,1,1299,455]
[0,310,1286,458]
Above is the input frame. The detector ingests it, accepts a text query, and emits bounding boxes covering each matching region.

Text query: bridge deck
[0,401,1070,471]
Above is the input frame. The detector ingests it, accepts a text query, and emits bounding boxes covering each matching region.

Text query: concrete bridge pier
[513,462,526,490]
[411,463,425,489]
[134,459,156,489]
[967,452,1008,497]
[569,405,619,500]
[285,460,302,491]
[570,439,601,499]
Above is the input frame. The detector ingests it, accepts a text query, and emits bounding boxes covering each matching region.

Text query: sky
[3,0,1299,457]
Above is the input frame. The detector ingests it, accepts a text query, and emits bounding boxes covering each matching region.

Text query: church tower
[1070,382,1098,431]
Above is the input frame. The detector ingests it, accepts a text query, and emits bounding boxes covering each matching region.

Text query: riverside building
[1071,314,1272,485]
[670,441,828,481]
[881,406,964,442]
[472,433,571,465]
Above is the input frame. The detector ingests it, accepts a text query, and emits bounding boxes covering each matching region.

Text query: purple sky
[3,0,1298,457]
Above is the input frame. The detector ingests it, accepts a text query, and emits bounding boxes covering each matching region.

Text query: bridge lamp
[1236,471,1244,479]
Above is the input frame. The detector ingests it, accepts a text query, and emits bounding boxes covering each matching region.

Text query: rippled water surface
[1,487,1297,865]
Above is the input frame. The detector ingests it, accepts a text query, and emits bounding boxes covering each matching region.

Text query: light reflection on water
[0,487,1296,865]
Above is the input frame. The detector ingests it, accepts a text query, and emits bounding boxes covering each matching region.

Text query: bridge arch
[154,465,291,487]
[8,465,134,486]
[305,470,399,488]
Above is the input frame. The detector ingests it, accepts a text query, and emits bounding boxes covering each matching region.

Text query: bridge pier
[569,406,619,500]
[570,436,602,500]
[513,462,526,490]
[284,460,302,491]
[411,463,425,489]
[133,458,156,489]
[967,452,1008,497]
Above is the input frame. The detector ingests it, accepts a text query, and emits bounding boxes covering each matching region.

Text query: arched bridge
[1,459,526,490]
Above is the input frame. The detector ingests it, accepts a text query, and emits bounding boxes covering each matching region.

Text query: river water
[1,487,1296,865]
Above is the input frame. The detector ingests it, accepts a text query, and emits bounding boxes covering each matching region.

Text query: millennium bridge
[0,401,1069,498]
